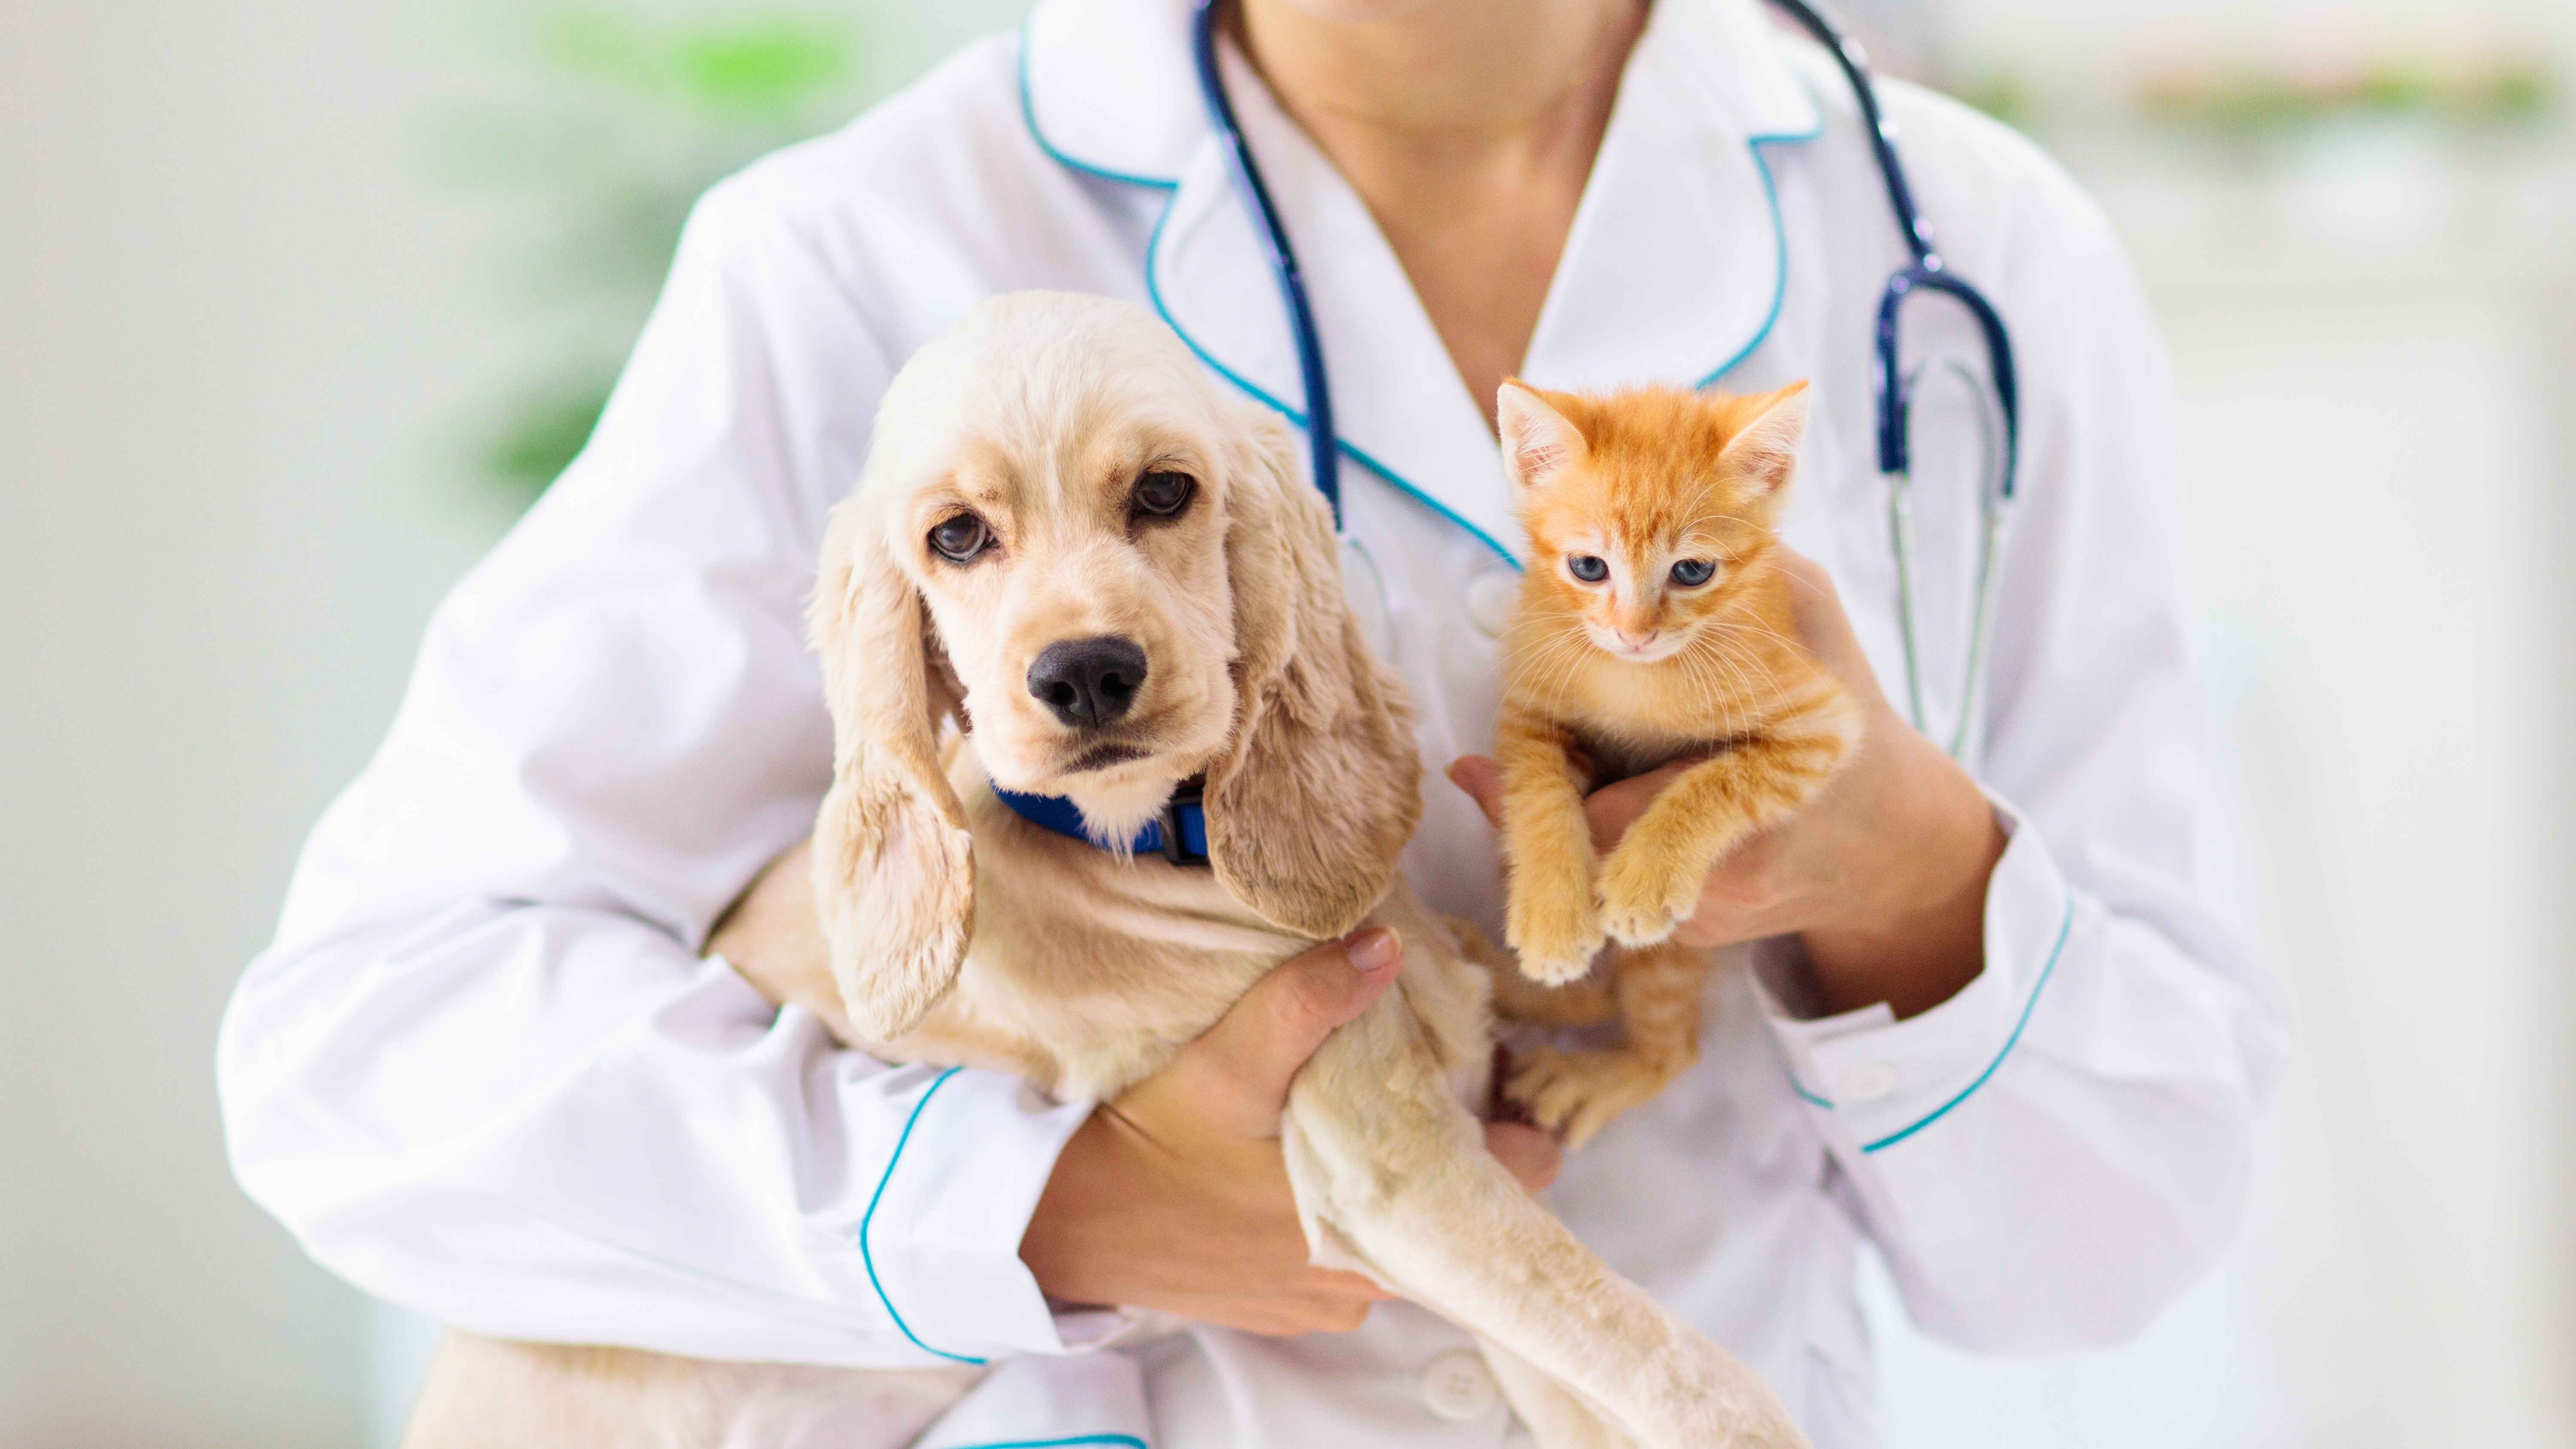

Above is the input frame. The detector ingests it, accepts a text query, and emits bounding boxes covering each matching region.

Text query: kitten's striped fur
[1490,380,1860,1146]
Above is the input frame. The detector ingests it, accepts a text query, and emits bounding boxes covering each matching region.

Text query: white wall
[0,3,508,1442]
[1869,139,2576,1447]
[1947,0,2576,87]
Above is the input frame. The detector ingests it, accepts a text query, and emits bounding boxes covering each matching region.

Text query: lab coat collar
[1019,0,1202,186]
[1021,0,1824,565]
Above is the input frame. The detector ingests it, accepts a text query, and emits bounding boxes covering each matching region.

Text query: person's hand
[711,851,1562,1332]
[1020,928,1562,1334]
[1448,550,2005,1020]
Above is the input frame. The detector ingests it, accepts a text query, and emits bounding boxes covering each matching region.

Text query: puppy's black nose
[1027,636,1148,729]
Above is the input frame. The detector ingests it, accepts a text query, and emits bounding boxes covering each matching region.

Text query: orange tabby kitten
[1489,379,1862,1145]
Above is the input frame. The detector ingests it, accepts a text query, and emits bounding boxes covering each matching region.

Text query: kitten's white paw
[1594,847,1699,948]
[1507,884,1605,987]
[1597,904,1683,950]
[1515,939,1604,988]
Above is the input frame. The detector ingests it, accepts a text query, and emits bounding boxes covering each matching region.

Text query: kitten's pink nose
[1618,629,1659,651]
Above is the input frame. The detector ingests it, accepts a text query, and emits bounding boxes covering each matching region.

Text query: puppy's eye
[1669,558,1717,587]
[1133,470,1195,519]
[1567,555,1609,583]
[928,513,991,564]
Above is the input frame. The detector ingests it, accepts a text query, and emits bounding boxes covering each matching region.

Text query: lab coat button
[1465,571,1519,637]
[1837,1061,1899,1102]
[1421,1348,1501,1420]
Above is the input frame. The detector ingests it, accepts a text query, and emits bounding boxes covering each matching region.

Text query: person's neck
[1229,0,1649,431]
[1234,0,1645,149]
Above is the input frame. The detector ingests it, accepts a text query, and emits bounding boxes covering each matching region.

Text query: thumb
[1157,928,1403,1138]
[1773,547,1889,714]
[1445,756,1503,828]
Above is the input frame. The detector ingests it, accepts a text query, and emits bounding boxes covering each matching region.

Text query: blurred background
[2,0,2569,1444]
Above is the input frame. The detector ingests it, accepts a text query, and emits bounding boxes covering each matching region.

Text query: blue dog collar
[993,778,1211,867]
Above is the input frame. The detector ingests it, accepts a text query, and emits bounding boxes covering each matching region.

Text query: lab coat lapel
[1149,40,1521,560]
[1023,0,1824,567]
[1519,0,1823,393]
[1019,0,1201,185]
[911,1352,1154,1449]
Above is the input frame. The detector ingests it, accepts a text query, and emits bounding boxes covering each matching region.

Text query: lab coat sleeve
[1756,99,2292,1351]
[216,169,1101,1367]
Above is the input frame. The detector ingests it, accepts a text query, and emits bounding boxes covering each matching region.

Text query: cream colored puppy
[402,294,1803,1449]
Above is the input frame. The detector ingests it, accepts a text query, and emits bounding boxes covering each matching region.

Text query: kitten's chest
[1572,726,1703,785]
[1546,661,1751,781]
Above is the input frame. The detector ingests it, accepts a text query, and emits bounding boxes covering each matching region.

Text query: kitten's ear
[1719,381,1811,501]
[1498,380,1589,492]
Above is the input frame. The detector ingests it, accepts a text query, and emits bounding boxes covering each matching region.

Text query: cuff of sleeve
[822,1065,1102,1362]
[1756,791,2075,1153]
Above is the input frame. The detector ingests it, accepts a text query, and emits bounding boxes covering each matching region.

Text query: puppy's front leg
[1281,997,1804,1449]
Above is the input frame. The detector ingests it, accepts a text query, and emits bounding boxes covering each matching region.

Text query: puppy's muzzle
[1027,635,1148,729]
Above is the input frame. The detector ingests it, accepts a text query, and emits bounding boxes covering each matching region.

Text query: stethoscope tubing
[1760,0,2020,492]
[1188,0,2020,754]
[1877,264,2021,497]
[1189,0,1340,525]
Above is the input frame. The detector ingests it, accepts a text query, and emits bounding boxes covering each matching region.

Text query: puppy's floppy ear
[808,496,974,1042]
[1202,409,1422,937]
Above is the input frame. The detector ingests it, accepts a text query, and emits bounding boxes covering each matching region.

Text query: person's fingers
[1298,1297,1377,1335]
[1316,1267,1400,1303]
[1161,930,1403,1136]
[1771,547,1840,643]
[1155,1263,1393,1337]
[1234,1293,1377,1337]
[1582,757,1693,854]
[1267,1273,1392,1336]
[1444,756,1504,827]
[1483,1121,1563,1191]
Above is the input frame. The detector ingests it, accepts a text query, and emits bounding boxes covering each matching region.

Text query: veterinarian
[220,0,2287,1443]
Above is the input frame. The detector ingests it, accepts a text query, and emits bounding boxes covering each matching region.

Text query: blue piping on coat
[1140,194,1522,568]
[1020,29,1825,572]
[1017,20,1182,191]
[1698,120,1826,389]
[1785,893,2076,1151]
[930,1437,1149,1449]
[858,1066,987,1365]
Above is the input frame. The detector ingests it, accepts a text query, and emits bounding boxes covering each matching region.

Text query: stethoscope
[1187,0,2019,758]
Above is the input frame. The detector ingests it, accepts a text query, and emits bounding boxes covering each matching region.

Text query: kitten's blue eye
[1567,555,1609,583]
[1669,558,1717,587]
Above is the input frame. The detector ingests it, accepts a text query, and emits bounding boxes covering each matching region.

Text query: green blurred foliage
[464,3,879,510]
[1947,47,2556,145]
[1950,72,2036,132]
[2138,55,2557,138]
[532,6,865,114]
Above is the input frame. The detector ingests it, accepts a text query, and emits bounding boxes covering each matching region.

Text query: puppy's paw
[1593,843,1703,948]
[1506,884,1604,986]
[1507,1045,1664,1148]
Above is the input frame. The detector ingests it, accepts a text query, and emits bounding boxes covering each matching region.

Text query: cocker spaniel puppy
[401,294,1801,1449]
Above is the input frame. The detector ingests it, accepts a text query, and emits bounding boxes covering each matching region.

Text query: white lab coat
[217,0,2288,1443]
